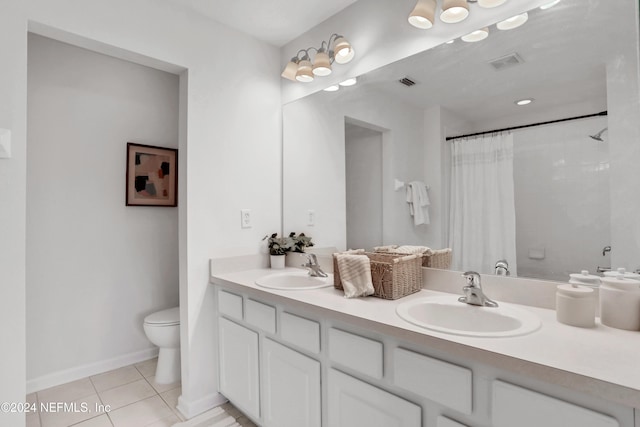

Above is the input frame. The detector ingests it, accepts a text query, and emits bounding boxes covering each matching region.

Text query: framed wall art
[126,142,178,207]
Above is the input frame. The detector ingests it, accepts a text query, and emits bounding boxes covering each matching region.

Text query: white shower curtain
[448,133,518,276]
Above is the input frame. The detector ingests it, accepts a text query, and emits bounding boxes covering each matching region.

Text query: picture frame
[126,142,178,207]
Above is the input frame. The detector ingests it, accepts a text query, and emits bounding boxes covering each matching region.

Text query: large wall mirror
[283,0,640,282]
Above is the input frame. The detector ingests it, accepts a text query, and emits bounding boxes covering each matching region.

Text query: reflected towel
[394,245,433,255]
[406,181,430,225]
[336,254,374,298]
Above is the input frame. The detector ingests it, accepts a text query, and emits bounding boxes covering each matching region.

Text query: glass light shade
[339,77,357,87]
[408,0,436,29]
[280,61,299,81]
[334,37,355,64]
[477,0,508,7]
[461,27,489,42]
[323,85,340,92]
[312,51,332,76]
[497,12,528,30]
[440,0,469,23]
[515,98,533,106]
[540,0,560,9]
[295,60,314,83]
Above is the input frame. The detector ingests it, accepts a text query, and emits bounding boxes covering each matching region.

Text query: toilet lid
[144,307,180,326]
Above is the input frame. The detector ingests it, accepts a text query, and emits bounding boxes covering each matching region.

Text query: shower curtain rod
[445,111,608,141]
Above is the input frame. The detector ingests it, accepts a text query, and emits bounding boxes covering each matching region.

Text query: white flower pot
[270,255,286,269]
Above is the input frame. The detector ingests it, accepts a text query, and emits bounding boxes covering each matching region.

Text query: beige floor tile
[91,366,143,392]
[158,386,180,410]
[145,376,180,394]
[144,414,181,427]
[134,358,158,378]
[39,393,104,427]
[98,379,156,411]
[26,412,41,427]
[236,416,257,427]
[220,402,242,420]
[107,395,173,427]
[37,378,96,404]
[72,414,113,427]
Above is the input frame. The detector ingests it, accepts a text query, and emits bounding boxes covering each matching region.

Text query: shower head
[589,127,608,142]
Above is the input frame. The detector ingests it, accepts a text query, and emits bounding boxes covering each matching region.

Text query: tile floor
[26,359,256,427]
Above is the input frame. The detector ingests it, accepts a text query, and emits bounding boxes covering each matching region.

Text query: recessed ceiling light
[461,27,489,42]
[446,39,455,44]
[515,98,534,106]
[540,0,561,10]
[497,12,528,30]
[323,85,340,92]
[339,77,357,87]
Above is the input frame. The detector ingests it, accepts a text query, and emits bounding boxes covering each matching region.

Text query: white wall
[283,88,427,251]
[26,34,179,388]
[1,0,281,423]
[345,124,382,250]
[512,116,610,281]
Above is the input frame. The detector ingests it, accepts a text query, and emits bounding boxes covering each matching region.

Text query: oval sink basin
[255,270,333,290]
[396,295,541,338]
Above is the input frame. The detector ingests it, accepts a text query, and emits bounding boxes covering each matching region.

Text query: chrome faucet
[301,253,328,278]
[458,271,498,307]
[494,259,510,276]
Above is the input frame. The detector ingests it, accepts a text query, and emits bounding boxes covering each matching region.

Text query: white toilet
[143,307,181,384]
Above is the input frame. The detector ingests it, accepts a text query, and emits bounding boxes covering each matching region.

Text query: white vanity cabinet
[218,317,260,420]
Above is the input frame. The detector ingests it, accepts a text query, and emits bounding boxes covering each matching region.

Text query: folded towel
[336,254,374,298]
[395,245,433,255]
[406,181,430,225]
[373,245,399,253]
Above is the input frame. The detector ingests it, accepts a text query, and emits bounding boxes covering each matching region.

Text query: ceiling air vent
[399,77,418,87]
[488,53,525,71]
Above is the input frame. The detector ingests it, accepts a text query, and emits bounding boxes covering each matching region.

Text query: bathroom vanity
[210,265,639,427]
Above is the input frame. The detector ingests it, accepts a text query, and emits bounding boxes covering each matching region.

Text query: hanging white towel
[406,181,430,226]
[336,254,374,298]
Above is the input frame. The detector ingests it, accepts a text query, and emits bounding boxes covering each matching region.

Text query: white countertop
[211,267,640,408]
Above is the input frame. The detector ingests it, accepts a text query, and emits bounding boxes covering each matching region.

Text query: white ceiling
[166,0,358,47]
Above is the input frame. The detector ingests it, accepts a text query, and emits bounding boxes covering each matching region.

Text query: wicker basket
[424,248,452,269]
[332,252,423,300]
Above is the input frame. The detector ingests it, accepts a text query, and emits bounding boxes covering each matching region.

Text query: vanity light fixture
[540,0,561,10]
[323,85,340,92]
[408,0,437,29]
[497,12,528,30]
[515,98,534,106]
[339,77,358,87]
[461,27,489,42]
[440,0,470,24]
[281,34,355,82]
[477,0,508,7]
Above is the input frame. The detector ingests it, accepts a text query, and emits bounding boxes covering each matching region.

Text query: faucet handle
[462,271,481,287]
[306,253,318,264]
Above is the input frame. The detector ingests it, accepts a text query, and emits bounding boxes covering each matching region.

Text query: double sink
[255,270,541,338]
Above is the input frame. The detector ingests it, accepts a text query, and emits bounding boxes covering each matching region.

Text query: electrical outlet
[241,209,252,229]
[307,210,316,226]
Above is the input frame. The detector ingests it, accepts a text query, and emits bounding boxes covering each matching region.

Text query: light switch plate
[0,129,11,158]
[307,210,316,226]
[241,209,252,228]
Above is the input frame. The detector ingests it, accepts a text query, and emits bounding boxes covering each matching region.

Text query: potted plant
[262,233,292,269]
[288,232,315,253]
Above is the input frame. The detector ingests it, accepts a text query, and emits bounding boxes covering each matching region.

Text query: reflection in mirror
[283,0,640,282]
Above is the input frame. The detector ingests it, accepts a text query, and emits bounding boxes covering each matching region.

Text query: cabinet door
[218,317,260,420]
[262,339,321,427]
[328,369,421,427]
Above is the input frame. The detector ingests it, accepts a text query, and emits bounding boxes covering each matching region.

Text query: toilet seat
[144,307,180,326]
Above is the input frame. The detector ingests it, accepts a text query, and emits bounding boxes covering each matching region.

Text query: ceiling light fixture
[440,0,470,24]
[281,34,355,83]
[515,98,534,106]
[477,0,508,8]
[540,0,561,10]
[497,12,528,30]
[339,77,357,87]
[461,27,489,42]
[323,85,340,92]
[408,0,437,29]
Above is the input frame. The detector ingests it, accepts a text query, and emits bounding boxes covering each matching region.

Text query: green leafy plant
[289,232,315,253]
[262,233,292,256]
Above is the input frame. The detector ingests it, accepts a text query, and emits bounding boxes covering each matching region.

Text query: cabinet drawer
[492,380,619,427]
[393,348,472,414]
[328,369,421,427]
[245,299,276,334]
[437,416,468,427]
[218,290,243,320]
[280,312,320,354]
[329,328,383,379]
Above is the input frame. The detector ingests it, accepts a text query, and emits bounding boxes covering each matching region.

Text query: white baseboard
[176,392,226,420]
[26,347,159,394]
